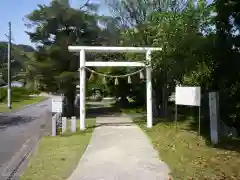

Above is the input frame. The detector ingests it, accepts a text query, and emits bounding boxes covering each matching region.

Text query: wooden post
[80,49,86,130]
[71,116,76,132]
[146,50,153,128]
[62,117,67,134]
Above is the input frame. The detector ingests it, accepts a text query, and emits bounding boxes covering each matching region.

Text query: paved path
[0,99,51,180]
[68,115,170,180]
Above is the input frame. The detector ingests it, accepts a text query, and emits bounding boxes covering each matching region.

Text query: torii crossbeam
[68,46,162,130]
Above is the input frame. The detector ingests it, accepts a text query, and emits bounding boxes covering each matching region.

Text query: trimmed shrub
[0,88,7,102]
[27,89,41,95]
[11,87,29,101]
[0,87,41,102]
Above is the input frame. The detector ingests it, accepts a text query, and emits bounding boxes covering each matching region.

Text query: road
[0,99,51,180]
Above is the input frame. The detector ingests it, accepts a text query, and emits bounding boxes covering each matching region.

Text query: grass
[0,96,46,112]
[135,118,240,180]
[112,101,146,114]
[120,106,146,114]
[21,119,96,180]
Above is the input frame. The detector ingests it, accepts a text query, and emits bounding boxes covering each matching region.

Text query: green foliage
[112,0,214,111]
[25,0,101,116]
[0,87,40,103]
[11,87,30,101]
[0,88,7,102]
[0,42,35,85]
[211,0,240,132]
[21,0,240,132]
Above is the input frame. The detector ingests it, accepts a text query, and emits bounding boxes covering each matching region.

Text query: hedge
[0,87,40,102]
[0,88,7,102]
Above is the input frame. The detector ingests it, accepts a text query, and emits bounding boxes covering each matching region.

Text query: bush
[27,89,41,95]
[11,87,29,101]
[0,87,41,102]
[0,88,7,102]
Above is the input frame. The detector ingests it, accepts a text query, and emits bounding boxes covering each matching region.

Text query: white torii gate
[68,46,162,130]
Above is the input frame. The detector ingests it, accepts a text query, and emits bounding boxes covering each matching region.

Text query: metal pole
[175,103,178,132]
[7,22,12,109]
[175,104,178,123]
[198,106,201,136]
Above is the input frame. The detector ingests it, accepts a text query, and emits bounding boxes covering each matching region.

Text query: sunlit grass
[0,96,46,112]
[21,119,96,180]
[135,118,240,180]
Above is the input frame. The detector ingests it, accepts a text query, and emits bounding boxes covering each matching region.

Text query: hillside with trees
[22,0,240,136]
[12,0,240,179]
[0,41,35,86]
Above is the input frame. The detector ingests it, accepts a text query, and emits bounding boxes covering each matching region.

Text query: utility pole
[7,22,12,109]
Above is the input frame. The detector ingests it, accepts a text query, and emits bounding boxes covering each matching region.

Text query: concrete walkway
[68,115,170,180]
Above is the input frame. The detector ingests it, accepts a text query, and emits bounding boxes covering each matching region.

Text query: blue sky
[0,0,110,46]
[0,0,213,46]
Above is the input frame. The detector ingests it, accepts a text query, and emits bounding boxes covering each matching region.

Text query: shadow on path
[86,103,122,119]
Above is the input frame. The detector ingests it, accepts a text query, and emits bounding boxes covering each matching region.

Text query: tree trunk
[152,89,158,119]
[152,78,162,119]
[64,89,76,117]
[164,85,169,117]
[161,84,168,118]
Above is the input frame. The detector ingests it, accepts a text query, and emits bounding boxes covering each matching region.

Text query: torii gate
[68,46,162,130]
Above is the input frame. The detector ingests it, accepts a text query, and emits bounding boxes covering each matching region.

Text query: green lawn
[21,119,96,180]
[120,107,146,114]
[0,96,46,112]
[135,118,240,180]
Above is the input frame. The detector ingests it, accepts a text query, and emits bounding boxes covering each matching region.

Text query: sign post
[175,86,201,135]
[52,96,63,136]
[52,96,63,113]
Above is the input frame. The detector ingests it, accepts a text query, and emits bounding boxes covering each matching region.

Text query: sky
[0,0,110,46]
[0,0,213,46]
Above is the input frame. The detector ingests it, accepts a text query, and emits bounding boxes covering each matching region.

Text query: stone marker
[209,92,219,144]
[71,116,76,132]
[52,116,56,136]
[62,117,67,135]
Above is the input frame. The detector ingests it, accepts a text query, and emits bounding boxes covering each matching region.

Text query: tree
[0,42,36,86]
[25,0,100,116]
[108,0,213,117]
[212,0,240,133]
[106,0,188,27]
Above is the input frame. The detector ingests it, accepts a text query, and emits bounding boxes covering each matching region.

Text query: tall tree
[108,0,213,117]
[212,0,240,133]
[25,0,100,116]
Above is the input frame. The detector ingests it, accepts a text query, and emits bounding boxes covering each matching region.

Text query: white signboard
[175,86,201,106]
[52,97,63,113]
